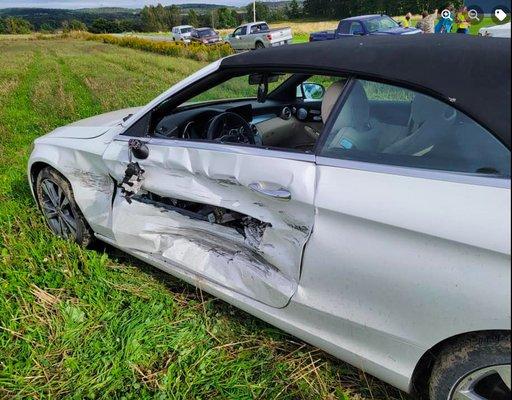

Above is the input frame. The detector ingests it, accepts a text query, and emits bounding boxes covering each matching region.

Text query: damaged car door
[102,138,316,308]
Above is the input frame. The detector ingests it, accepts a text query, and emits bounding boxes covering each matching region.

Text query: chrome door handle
[248,182,291,201]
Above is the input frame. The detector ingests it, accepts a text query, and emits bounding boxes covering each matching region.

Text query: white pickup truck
[226,21,292,50]
[171,25,194,42]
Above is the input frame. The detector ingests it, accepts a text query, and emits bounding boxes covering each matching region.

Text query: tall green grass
[0,39,403,399]
[87,33,234,62]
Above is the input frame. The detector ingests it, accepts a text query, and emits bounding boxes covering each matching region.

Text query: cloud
[0,0,249,9]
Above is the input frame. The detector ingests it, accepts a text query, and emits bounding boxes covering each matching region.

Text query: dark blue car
[309,14,421,42]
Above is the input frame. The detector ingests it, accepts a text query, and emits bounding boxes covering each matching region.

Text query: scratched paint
[103,140,316,307]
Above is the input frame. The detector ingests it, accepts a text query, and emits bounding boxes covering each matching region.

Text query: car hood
[42,106,143,140]
[372,27,421,35]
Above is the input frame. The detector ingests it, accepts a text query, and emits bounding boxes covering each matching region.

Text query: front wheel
[429,333,511,400]
[35,166,93,246]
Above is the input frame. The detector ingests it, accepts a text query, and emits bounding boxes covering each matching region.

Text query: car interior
[146,72,338,153]
[130,70,509,176]
[322,79,510,176]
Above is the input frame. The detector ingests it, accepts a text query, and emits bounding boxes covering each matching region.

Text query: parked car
[171,25,194,42]
[28,35,511,400]
[226,21,293,50]
[190,27,222,45]
[310,14,421,41]
[479,22,511,38]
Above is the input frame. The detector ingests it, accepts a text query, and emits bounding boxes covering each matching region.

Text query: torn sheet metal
[104,141,316,308]
[112,196,296,307]
[119,162,145,203]
[135,192,271,247]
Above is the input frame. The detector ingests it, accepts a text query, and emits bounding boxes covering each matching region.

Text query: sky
[0,0,251,9]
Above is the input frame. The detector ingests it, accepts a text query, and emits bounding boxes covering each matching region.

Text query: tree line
[0,17,33,34]
[1,0,464,34]
[301,0,463,19]
[0,2,299,34]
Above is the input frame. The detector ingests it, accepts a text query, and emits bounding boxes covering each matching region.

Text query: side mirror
[300,82,326,101]
[397,20,403,27]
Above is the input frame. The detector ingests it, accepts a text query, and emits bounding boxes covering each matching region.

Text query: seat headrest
[321,81,345,122]
[410,93,451,126]
[331,80,370,131]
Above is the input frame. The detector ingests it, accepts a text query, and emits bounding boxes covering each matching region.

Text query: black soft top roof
[221,35,511,149]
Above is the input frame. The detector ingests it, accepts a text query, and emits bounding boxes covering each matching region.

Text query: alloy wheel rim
[451,364,511,400]
[40,178,77,239]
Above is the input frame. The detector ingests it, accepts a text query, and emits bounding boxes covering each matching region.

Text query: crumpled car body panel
[103,139,316,308]
[26,57,511,395]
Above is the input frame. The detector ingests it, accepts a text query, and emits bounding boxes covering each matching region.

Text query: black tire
[255,41,265,49]
[429,332,511,400]
[35,166,94,247]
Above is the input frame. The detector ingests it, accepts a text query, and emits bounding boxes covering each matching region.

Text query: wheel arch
[29,160,63,203]
[30,161,51,188]
[29,160,79,211]
[410,329,511,399]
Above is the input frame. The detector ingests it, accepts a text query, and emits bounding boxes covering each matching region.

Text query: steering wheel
[206,112,255,144]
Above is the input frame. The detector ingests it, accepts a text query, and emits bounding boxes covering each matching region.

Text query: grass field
[0,38,406,399]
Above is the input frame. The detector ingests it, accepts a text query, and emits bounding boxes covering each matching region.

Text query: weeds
[0,39,403,399]
[86,33,234,62]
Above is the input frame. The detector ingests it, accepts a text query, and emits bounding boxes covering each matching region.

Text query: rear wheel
[255,41,265,49]
[429,333,511,400]
[35,166,93,247]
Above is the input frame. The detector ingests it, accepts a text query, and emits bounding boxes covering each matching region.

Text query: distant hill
[0,1,302,31]
[179,3,233,10]
[0,7,139,29]
[73,7,141,15]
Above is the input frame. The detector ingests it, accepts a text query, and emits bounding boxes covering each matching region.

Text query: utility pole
[253,0,256,22]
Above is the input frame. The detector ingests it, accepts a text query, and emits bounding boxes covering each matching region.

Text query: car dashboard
[154,103,256,140]
[152,99,323,152]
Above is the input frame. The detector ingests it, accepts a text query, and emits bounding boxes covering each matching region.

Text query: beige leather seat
[321,81,346,123]
[383,93,457,155]
[323,80,380,151]
[300,81,346,142]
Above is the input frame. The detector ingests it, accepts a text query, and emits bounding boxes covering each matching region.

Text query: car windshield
[364,16,399,32]
[198,29,215,37]
[185,73,292,104]
[181,27,192,33]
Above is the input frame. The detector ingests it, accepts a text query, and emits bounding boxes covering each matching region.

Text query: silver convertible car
[28,36,510,399]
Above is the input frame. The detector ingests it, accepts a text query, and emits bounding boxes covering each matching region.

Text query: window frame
[118,67,509,183]
[314,77,511,184]
[338,21,351,34]
[233,26,247,36]
[349,22,364,35]
[120,67,347,156]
